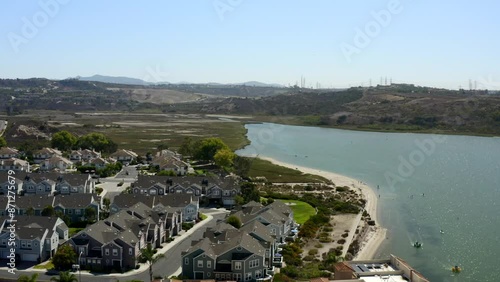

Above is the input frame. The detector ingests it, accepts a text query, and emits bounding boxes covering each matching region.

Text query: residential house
[40,156,73,172]
[0,171,26,195]
[230,201,296,243]
[0,158,30,172]
[22,173,58,195]
[182,223,269,281]
[70,149,102,164]
[0,147,19,159]
[55,174,95,194]
[151,155,190,176]
[53,194,100,222]
[0,195,55,216]
[131,175,168,195]
[0,216,68,262]
[110,149,138,164]
[88,157,109,169]
[33,148,62,164]
[205,179,240,207]
[68,202,169,271]
[111,193,199,221]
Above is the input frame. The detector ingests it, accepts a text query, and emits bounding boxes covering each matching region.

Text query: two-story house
[131,175,168,195]
[231,201,296,244]
[53,194,100,222]
[111,194,199,222]
[33,148,62,164]
[0,216,68,262]
[110,149,138,164]
[182,224,268,281]
[22,174,58,195]
[151,155,190,176]
[68,202,168,272]
[40,156,73,172]
[0,158,30,172]
[0,171,26,195]
[55,174,95,194]
[0,147,19,159]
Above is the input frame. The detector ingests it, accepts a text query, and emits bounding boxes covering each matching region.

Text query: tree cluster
[51,131,118,153]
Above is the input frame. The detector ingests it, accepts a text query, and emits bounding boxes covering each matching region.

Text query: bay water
[236,123,500,282]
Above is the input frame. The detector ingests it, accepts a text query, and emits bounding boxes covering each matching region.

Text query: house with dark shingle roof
[132,175,241,207]
[40,156,73,172]
[55,173,95,194]
[230,201,296,244]
[22,173,59,195]
[0,216,68,262]
[68,202,168,272]
[111,193,199,221]
[110,149,138,164]
[151,155,190,175]
[0,195,55,216]
[53,194,100,222]
[182,222,269,281]
[0,171,27,195]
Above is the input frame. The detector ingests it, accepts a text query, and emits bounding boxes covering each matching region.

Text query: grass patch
[248,158,328,183]
[69,227,84,237]
[278,199,316,224]
[199,213,207,220]
[33,260,54,270]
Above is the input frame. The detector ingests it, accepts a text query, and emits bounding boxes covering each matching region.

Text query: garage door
[22,253,39,262]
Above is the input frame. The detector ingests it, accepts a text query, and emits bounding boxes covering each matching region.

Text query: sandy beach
[259,156,387,260]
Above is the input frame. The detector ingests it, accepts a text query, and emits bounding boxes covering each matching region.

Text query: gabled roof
[113,193,198,210]
[0,171,26,184]
[14,195,55,210]
[56,174,90,186]
[111,149,138,158]
[0,147,19,155]
[133,175,168,189]
[34,148,61,156]
[45,156,72,165]
[1,158,29,167]
[0,215,66,240]
[54,194,96,209]
[23,172,59,184]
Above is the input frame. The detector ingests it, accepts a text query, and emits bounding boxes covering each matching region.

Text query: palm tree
[140,244,165,282]
[17,273,39,282]
[50,271,78,282]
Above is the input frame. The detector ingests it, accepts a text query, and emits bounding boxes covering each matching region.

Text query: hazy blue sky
[1,0,499,89]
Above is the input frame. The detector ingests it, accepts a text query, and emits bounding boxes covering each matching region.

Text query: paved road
[0,210,228,282]
[97,166,138,202]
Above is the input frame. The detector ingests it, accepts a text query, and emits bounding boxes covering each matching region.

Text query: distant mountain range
[77,75,284,87]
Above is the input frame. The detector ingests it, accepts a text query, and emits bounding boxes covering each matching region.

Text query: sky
[1,0,500,89]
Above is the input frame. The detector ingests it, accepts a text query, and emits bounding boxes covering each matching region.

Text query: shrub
[308,249,318,255]
[341,233,349,238]
[337,239,346,245]
[314,243,323,248]
[303,255,315,261]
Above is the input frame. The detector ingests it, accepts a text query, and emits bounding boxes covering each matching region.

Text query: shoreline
[258,156,387,260]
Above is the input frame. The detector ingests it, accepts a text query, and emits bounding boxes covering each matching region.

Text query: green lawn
[69,227,84,237]
[248,158,329,183]
[278,199,316,224]
[33,260,54,270]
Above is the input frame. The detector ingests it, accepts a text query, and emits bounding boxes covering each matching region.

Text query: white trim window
[197,260,203,268]
[184,258,189,265]
[246,273,252,281]
[112,249,118,256]
[207,260,212,268]
[234,261,242,270]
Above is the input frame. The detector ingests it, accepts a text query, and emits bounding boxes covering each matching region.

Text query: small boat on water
[452,265,461,273]
[413,241,422,248]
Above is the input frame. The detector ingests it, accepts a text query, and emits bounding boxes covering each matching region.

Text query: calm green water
[237,123,500,282]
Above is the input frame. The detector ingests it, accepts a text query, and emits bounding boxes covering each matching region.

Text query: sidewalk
[25,213,217,278]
